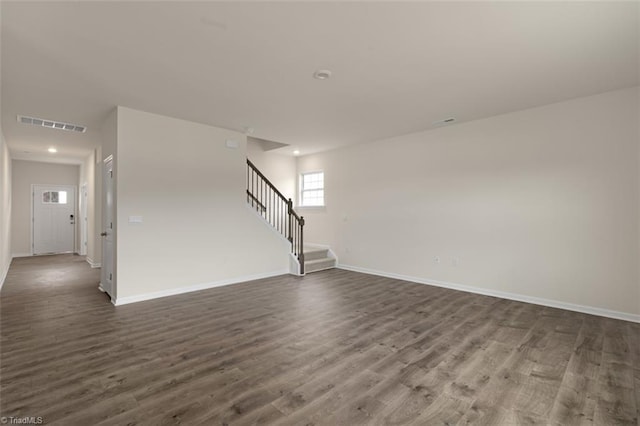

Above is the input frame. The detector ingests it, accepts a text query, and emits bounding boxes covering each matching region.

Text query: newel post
[299,216,305,274]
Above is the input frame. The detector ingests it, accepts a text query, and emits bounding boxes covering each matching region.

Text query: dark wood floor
[0,255,638,425]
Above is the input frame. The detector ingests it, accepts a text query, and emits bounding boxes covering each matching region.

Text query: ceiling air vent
[17,115,86,133]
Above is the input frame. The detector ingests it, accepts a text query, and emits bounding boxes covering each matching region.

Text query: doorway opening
[32,184,77,255]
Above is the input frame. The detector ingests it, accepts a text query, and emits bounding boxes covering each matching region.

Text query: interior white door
[33,185,76,255]
[101,157,114,298]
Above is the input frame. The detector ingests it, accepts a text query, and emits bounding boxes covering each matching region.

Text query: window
[42,191,67,204]
[300,171,324,207]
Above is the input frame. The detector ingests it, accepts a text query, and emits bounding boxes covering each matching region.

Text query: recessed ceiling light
[313,70,332,80]
[48,147,57,153]
[293,150,300,155]
[18,115,86,133]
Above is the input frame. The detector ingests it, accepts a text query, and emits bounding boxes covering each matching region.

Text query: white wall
[10,160,80,256]
[0,130,12,288]
[298,87,640,318]
[114,107,290,301]
[247,139,297,200]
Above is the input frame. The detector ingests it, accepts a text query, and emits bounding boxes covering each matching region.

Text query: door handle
[100,232,107,237]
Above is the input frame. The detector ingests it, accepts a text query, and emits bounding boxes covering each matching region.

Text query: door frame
[80,183,88,256]
[100,155,115,300]
[31,184,78,255]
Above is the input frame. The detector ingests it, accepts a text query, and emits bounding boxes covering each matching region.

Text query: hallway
[1,254,102,300]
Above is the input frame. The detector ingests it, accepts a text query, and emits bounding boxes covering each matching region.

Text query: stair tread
[305,257,335,265]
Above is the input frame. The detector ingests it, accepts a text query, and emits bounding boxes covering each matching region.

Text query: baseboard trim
[86,258,102,268]
[113,269,290,306]
[337,264,640,324]
[0,263,9,292]
[12,253,31,259]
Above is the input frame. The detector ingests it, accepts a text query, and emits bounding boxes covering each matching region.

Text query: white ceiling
[2,1,638,163]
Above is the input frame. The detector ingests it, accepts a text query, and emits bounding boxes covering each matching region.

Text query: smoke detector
[313,70,332,80]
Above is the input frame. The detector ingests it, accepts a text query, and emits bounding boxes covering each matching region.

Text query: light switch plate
[129,216,143,223]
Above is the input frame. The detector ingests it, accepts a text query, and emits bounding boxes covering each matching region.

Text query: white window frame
[299,171,325,207]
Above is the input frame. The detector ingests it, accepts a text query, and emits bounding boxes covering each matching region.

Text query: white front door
[101,157,114,298]
[32,185,76,255]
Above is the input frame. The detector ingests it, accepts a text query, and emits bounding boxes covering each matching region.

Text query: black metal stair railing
[247,159,305,274]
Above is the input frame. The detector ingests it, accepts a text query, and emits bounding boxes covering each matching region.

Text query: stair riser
[304,249,330,261]
[305,259,336,273]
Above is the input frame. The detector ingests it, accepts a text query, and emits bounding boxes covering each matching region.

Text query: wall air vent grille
[17,115,86,133]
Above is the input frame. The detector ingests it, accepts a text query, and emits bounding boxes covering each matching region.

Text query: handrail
[246,159,305,274]
[247,159,288,202]
[246,190,266,212]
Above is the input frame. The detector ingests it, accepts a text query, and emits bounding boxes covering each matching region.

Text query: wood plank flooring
[1,254,638,425]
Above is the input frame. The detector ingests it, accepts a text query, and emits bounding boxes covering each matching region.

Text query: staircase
[304,245,337,273]
[246,159,336,275]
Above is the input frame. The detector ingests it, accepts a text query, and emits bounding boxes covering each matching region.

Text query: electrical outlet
[433,256,440,264]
